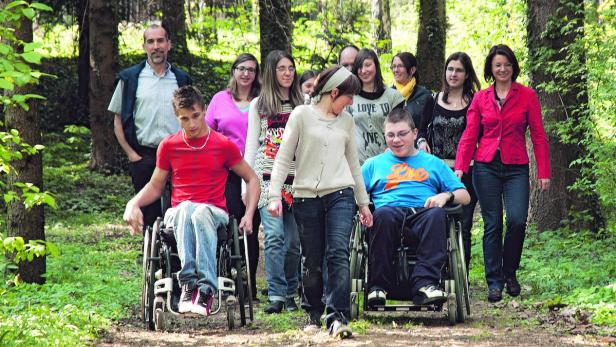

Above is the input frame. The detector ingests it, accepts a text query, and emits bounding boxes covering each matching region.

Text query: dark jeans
[128,147,161,230]
[225,171,261,297]
[292,188,356,328]
[368,206,447,295]
[460,166,479,270]
[473,152,529,290]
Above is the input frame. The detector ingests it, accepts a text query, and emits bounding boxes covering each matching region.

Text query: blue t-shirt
[361,150,464,209]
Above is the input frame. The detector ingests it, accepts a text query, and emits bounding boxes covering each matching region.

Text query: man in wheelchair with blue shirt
[361,108,470,307]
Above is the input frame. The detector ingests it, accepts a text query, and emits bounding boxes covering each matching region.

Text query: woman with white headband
[267,66,373,339]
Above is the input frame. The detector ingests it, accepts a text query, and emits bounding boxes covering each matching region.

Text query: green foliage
[0,236,57,264]
[521,229,616,326]
[0,223,141,346]
[42,132,132,221]
[0,131,139,345]
[292,0,371,70]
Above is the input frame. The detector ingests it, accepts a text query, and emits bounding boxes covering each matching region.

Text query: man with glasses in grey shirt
[108,24,192,231]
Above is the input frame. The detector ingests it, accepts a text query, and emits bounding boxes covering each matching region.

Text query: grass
[0,133,138,346]
[467,218,616,330]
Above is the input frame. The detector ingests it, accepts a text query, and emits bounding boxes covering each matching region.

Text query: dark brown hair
[384,107,415,129]
[442,52,481,104]
[228,53,261,101]
[483,44,520,82]
[172,85,205,110]
[392,52,419,81]
[352,48,385,94]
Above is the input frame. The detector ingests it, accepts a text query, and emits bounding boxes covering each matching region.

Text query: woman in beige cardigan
[267,66,372,339]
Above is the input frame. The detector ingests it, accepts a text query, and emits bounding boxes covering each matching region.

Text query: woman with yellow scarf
[391,52,431,128]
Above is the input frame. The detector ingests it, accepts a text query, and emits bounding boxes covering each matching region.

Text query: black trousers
[225,171,260,296]
[128,146,161,230]
[367,206,447,295]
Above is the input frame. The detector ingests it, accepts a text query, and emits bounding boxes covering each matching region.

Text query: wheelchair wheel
[349,217,364,281]
[449,223,466,323]
[143,219,162,331]
[140,226,151,324]
[457,224,471,316]
[226,296,236,330]
[350,278,363,320]
[230,218,248,326]
[241,228,254,322]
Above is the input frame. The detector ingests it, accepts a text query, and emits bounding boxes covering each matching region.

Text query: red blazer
[454,82,551,179]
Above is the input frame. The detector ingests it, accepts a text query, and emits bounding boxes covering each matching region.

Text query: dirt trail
[97,285,607,347]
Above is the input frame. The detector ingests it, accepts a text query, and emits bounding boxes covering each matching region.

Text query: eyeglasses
[446,66,466,74]
[235,66,256,74]
[276,66,296,73]
[391,64,406,70]
[385,129,412,140]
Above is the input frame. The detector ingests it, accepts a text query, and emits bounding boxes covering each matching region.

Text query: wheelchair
[349,205,471,325]
[141,215,254,331]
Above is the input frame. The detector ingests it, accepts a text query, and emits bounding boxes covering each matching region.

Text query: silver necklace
[182,129,210,150]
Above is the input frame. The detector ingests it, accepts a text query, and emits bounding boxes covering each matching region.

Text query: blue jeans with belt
[473,152,529,290]
[292,188,356,328]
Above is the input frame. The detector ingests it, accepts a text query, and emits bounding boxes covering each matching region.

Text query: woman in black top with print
[417,52,481,271]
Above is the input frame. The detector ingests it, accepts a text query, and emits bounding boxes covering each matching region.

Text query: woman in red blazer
[454,44,551,303]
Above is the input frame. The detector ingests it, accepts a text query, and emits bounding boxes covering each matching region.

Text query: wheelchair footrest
[367,303,442,312]
[218,276,235,293]
[154,278,173,296]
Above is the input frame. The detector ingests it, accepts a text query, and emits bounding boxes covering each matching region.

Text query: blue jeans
[473,152,529,290]
[164,201,228,295]
[260,206,301,303]
[292,188,356,327]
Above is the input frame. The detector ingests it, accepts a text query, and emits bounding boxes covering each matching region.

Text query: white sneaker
[178,284,196,313]
[413,285,447,305]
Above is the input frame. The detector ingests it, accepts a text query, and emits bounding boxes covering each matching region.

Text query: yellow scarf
[394,77,417,100]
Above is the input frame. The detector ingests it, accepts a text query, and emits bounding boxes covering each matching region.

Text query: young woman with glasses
[205,53,261,302]
[244,50,304,314]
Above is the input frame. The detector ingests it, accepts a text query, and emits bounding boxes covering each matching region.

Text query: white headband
[312,67,353,104]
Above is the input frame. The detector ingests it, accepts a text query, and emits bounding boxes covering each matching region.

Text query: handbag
[425,92,439,152]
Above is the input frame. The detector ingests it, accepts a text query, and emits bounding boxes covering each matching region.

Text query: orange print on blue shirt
[384,163,429,190]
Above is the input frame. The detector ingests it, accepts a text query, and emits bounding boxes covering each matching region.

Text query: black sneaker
[178,284,195,313]
[328,319,352,339]
[505,276,521,297]
[367,288,387,307]
[285,297,299,312]
[264,300,284,314]
[304,310,322,333]
[488,287,503,302]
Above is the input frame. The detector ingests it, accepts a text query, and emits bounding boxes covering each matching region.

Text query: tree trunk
[161,0,191,70]
[76,0,89,126]
[3,13,45,284]
[371,0,392,54]
[526,0,605,231]
[416,0,445,91]
[258,0,292,63]
[89,0,121,172]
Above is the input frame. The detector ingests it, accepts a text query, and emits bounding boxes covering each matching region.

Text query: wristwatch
[446,191,455,203]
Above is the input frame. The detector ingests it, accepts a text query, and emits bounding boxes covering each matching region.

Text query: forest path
[98,284,607,346]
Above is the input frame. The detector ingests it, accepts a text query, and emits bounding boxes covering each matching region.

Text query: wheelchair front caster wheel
[154,308,166,331]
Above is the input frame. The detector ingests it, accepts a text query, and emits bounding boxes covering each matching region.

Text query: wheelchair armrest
[443,204,463,217]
